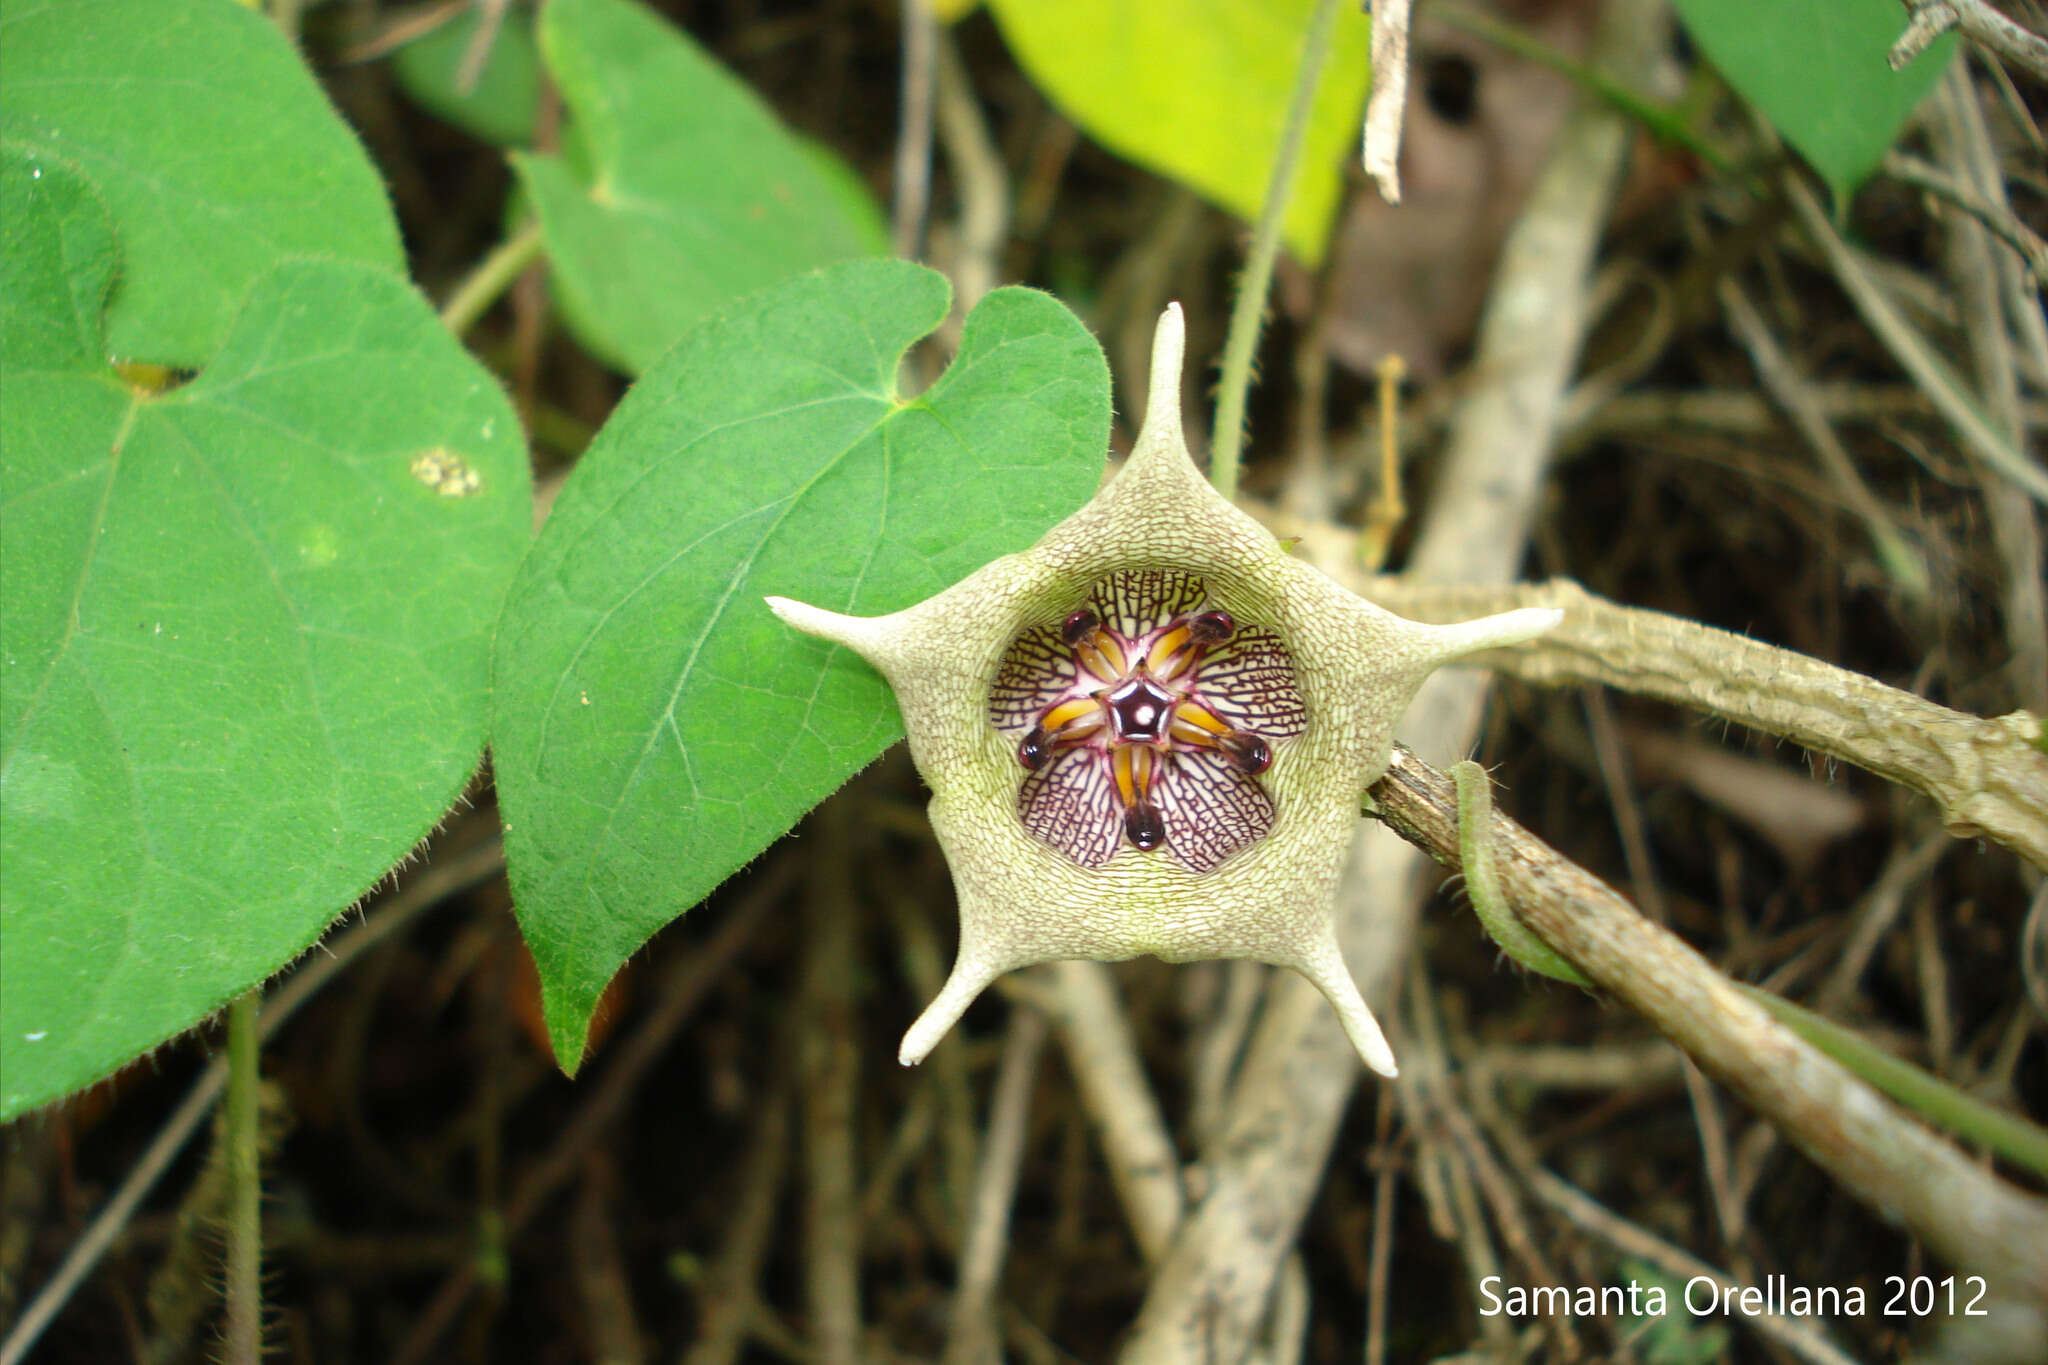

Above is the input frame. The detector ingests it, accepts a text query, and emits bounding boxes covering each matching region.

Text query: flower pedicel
[767,305,1560,1076]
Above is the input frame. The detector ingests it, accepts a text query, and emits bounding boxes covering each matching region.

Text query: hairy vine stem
[222,990,262,1365]
[438,217,545,338]
[1363,575,2048,872]
[1261,513,2048,873]
[1208,0,1344,502]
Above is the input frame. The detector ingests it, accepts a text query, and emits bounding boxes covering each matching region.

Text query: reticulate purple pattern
[989,570,1306,873]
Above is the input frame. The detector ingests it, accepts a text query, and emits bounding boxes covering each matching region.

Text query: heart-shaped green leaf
[981,0,1373,267]
[0,148,531,1118]
[1673,0,1956,207]
[0,0,404,366]
[491,259,1109,1070]
[513,0,887,375]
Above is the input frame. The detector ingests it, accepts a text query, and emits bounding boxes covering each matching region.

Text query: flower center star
[1104,675,1175,742]
[989,569,1307,873]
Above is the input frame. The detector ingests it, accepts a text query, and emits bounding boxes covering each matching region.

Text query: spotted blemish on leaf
[411,448,482,497]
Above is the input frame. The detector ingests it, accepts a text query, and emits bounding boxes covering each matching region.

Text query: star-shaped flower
[767,306,1559,1076]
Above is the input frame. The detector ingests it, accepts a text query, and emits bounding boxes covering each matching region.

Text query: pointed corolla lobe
[766,305,1561,1077]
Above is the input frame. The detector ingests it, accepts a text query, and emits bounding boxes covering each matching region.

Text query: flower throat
[989,570,1306,873]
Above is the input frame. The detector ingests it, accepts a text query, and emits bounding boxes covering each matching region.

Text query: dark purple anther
[1218,730,1271,774]
[1019,726,1052,770]
[1125,802,1165,850]
[1188,610,1234,644]
[1061,609,1100,646]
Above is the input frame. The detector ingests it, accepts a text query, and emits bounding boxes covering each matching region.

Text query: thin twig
[1679,1057,1744,1248]
[932,29,1008,315]
[1407,957,1580,1357]
[1886,150,2048,284]
[1583,684,1672,921]
[892,0,937,261]
[1567,383,2048,440]
[1780,164,2048,505]
[1717,273,1930,600]
[1815,825,1954,1014]
[1890,0,2048,82]
[1186,959,1265,1148]
[802,824,865,1365]
[890,897,980,1252]
[456,0,510,96]
[388,861,786,1365]
[1354,356,1407,572]
[942,1009,1048,1365]
[1361,0,1414,202]
[1466,1040,1685,1093]
[1470,1079,1865,1365]
[1047,962,1183,1263]
[680,1048,796,1365]
[1394,1003,1516,1356]
[568,1154,645,1365]
[1927,60,2048,712]
[1361,1099,1399,1365]
[1915,894,1958,1069]
[335,0,467,64]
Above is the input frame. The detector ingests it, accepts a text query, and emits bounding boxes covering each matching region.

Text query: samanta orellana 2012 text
[1477,1273,1990,1320]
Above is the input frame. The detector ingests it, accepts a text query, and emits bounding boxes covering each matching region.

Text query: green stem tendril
[439,218,546,338]
[1210,0,1344,502]
[1451,759,1591,986]
[1738,985,2048,1182]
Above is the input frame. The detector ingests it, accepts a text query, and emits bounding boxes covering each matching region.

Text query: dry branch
[943,1011,1048,1365]
[1891,0,2048,82]
[1046,962,1184,1263]
[1362,0,1414,202]
[1371,746,2048,1311]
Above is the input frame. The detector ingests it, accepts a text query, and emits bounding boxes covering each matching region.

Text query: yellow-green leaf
[984,0,1373,266]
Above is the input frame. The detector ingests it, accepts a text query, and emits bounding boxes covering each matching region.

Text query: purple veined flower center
[987,570,1309,874]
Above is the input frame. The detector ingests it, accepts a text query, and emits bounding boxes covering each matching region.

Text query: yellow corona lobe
[765,304,1560,1077]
